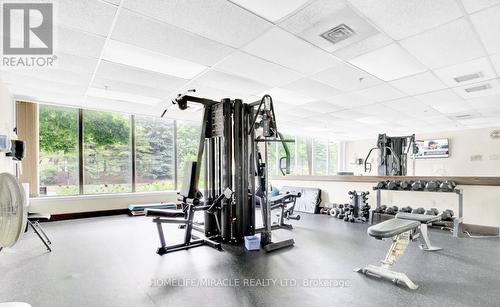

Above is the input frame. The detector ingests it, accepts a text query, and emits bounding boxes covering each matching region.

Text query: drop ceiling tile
[262,88,315,106]
[214,51,302,87]
[2,72,87,96]
[400,18,485,69]
[1,69,92,87]
[311,62,382,91]
[242,27,342,75]
[327,92,374,108]
[193,70,270,96]
[280,0,379,53]
[355,116,388,124]
[354,83,406,102]
[465,94,500,111]
[84,96,154,115]
[433,57,497,87]
[122,0,272,47]
[57,0,117,37]
[389,71,447,95]
[92,78,172,99]
[333,33,393,61]
[230,0,310,22]
[96,61,187,92]
[55,26,105,58]
[349,44,427,81]
[8,85,84,107]
[281,78,341,99]
[415,89,473,114]
[346,0,462,40]
[55,53,99,75]
[491,53,500,75]
[461,0,500,13]
[299,100,344,113]
[383,97,440,117]
[452,79,500,98]
[470,5,500,54]
[112,10,234,66]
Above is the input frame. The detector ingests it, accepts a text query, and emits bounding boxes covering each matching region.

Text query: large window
[38,104,341,197]
[176,120,203,188]
[39,105,79,196]
[83,110,132,194]
[313,139,327,175]
[135,116,175,192]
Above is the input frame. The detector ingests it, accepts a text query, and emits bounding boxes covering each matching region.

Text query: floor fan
[0,172,32,307]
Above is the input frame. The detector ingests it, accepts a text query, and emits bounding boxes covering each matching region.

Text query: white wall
[0,81,14,174]
[345,127,500,176]
[30,191,179,214]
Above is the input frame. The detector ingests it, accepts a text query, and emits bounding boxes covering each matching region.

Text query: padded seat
[145,209,186,218]
[368,218,420,239]
[28,213,51,221]
[396,212,441,223]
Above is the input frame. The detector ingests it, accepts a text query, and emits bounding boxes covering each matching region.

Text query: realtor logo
[3,3,53,54]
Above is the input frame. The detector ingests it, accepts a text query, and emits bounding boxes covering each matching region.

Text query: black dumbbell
[387,181,401,190]
[412,207,426,214]
[441,209,454,221]
[440,181,457,192]
[374,205,387,213]
[412,180,426,191]
[399,206,412,213]
[425,208,439,215]
[374,181,387,190]
[400,181,413,190]
[425,180,441,191]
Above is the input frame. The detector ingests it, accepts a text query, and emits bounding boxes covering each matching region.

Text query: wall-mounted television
[414,138,449,159]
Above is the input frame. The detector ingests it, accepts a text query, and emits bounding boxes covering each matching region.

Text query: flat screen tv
[414,138,449,159]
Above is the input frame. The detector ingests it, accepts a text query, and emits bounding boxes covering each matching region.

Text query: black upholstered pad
[145,209,186,218]
[28,213,51,221]
[368,218,420,239]
[396,212,441,223]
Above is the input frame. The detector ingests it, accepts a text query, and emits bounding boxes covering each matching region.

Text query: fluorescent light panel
[102,40,207,79]
[87,87,162,105]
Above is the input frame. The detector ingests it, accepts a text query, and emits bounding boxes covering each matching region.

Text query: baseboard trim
[47,209,129,221]
[463,223,499,236]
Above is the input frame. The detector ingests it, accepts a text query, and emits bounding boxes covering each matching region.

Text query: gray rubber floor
[1,213,499,307]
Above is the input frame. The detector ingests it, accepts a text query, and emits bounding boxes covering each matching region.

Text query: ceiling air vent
[464,84,491,93]
[453,72,483,83]
[320,24,355,45]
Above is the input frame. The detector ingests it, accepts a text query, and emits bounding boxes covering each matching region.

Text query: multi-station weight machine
[146,94,298,254]
[364,133,416,176]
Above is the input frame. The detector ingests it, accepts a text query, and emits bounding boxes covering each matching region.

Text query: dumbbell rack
[370,188,464,238]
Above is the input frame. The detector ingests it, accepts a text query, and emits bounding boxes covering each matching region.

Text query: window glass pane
[328,141,338,175]
[176,120,202,189]
[83,110,132,194]
[135,116,175,192]
[277,134,295,176]
[313,139,327,175]
[296,137,311,175]
[39,105,79,196]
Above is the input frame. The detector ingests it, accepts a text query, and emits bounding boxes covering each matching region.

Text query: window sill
[31,190,179,201]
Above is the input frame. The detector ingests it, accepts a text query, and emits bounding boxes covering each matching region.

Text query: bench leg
[355,231,419,290]
[418,224,442,251]
[28,221,52,252]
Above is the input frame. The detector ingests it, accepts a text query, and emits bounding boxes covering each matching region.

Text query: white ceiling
[2,0,500,141]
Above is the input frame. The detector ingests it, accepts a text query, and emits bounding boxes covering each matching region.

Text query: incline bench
[355,212,442,290]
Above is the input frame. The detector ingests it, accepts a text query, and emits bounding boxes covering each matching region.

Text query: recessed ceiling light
[454,72,483,83]
[102,40,207,79]
[464,84,491,93]
[87,87,162,105]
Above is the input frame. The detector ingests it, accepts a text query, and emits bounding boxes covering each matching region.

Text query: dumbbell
[387,180,401,190]
[384,206,399,215]
[425,208,439,215]
[399,206,412,213]
[425,180,442,192]
[441,209,454,221]
[330,208,340,217]
[374,181,389,190]
[411,180,426,191]
[440,181,457,192]
[411,207,426,214]
[374,205,387,214]
[400,181,413,190]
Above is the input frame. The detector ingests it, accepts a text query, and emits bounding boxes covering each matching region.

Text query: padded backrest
[280,186,321,214]
[180,161,197,199]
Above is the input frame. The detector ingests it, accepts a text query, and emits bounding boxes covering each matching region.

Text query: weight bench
[27,213,52,252]
[268,192,301,230]
[355,213,442,289]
